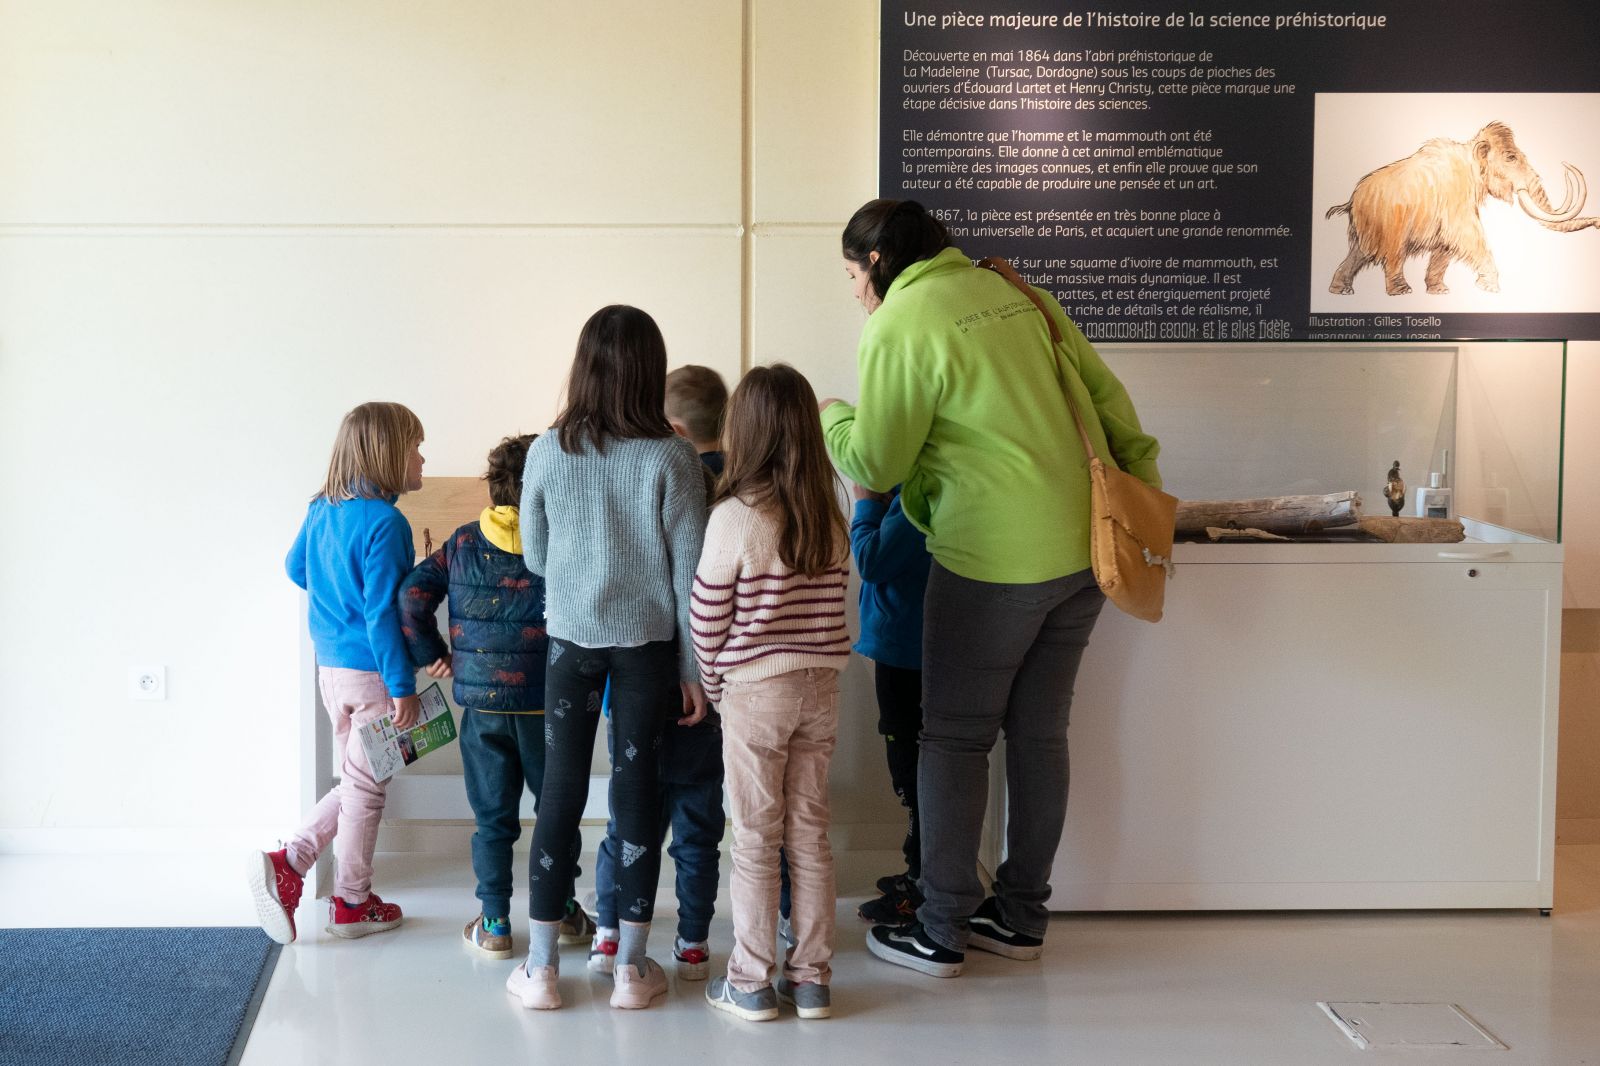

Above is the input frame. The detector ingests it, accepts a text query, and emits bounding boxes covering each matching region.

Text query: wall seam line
[740,0,754,376]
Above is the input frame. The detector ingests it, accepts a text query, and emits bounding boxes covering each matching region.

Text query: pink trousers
[721,667,839,990]
[286,667,392,903]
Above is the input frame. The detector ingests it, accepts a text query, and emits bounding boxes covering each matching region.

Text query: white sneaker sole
[325,916,402,939]
[587,951,616,974]
[777,989,832,1019]
[706,988,778,1021]
[675,956,710,981]
[610,981,668,1009]
[463,929,514,961]
[866,928,963,978]
[246,852,295,946]
[967,927,1043,961]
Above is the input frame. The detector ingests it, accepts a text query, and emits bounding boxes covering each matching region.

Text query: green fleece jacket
[822,247,1161,584]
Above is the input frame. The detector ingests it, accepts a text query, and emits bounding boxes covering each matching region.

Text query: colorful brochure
[357,682,457,782]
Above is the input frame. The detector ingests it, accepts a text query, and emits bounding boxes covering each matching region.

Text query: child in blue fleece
[249,401,425,946]
[850,483,931,924]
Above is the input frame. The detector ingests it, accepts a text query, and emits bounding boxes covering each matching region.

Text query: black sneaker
[857,876,923,924]
[866,921,964,978]
[967,896,1044,961]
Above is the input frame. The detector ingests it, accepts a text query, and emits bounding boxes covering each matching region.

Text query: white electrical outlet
[130,666,167,701]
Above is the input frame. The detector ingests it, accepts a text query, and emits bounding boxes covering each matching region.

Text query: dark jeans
[596,711,726,941]
[529,638,677,923]
[876,662,924,880]
[459,708,580,921]
[916,562,1104,952]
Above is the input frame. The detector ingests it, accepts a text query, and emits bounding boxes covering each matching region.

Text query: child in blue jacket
[398,434,593,959]
[249,401,425,945]
[851,483,932,924]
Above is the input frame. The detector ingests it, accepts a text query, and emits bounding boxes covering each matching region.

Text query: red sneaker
[327,892,404,938]
[248,848,304,945]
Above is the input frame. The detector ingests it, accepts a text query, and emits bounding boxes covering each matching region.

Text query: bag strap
[977,257,1098,466]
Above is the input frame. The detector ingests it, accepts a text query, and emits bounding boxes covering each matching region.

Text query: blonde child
[247,401,426,944]
[695,365,851,1022]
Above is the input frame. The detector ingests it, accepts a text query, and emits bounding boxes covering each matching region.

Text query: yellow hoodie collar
[480,506,521,554]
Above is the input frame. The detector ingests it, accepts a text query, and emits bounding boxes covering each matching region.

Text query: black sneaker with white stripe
[866,921,964,978]
[966,896,1044,960]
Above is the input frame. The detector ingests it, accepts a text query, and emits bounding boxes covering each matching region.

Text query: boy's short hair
[483,433,538,507]
[665,365,729,445]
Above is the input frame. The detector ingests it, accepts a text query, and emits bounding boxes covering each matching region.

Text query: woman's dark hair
[483,433,538,507]
[717,364,847,577]
[841,199,951,302]
[552,305,674,454]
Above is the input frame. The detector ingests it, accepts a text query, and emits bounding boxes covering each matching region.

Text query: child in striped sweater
[693,364,851,1023]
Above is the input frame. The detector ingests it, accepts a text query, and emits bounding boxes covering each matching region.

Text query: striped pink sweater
[691,497,851,702]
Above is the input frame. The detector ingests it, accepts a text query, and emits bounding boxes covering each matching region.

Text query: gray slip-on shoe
[776,976,832,1019]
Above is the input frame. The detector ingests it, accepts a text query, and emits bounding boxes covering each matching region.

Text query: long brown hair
[316,401,423,503]
[716,364,847,576]
[552,305,674,454]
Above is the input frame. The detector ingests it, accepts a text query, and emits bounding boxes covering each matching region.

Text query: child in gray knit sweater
[508,304,709,1013]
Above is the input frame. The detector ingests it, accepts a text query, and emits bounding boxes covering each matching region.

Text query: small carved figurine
[1384,461,1406,517]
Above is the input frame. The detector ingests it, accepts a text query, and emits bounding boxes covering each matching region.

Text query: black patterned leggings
[528,637,677,923]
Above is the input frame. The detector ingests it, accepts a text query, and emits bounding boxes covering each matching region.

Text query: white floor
[6,844,1600,1064]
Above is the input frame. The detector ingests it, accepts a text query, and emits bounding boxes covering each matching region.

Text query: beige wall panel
[0,0,741,225]
[750,0,877,223]
[750,228,872,405]
[0,230,738,829]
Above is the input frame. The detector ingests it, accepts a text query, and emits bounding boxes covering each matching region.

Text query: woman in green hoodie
[822,199,1161,979]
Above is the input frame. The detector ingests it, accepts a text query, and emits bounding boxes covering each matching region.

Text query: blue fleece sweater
[286,495,417,698]
[852,492,931,671]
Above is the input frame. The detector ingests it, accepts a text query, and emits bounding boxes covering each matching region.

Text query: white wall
[0,0,891,851]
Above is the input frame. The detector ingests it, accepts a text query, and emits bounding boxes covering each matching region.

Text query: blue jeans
[596,710,725,941]
[459,708,580,921]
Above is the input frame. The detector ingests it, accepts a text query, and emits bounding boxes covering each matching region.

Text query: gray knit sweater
[520,432,708,681]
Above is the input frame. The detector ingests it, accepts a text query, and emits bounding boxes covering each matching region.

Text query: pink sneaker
[506,962,561,1010]
[326,892,404,938]
[611,957,668,1009]
[247,848,303,945]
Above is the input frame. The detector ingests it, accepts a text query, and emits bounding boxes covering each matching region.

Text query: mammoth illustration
[1327,121,1598,296]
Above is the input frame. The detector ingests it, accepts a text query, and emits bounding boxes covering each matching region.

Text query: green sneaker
[463,914,513,960]
[558,900,597,944]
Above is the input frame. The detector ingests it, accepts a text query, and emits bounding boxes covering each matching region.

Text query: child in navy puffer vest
[398,433,591,959]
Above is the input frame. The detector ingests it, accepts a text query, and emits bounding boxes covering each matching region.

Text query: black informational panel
[880,1,1600,340]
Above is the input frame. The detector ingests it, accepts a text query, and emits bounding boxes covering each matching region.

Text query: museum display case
[983,340,1565,911]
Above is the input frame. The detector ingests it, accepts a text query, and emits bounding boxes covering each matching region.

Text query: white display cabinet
[984,341,1565,911]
